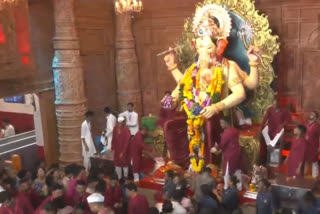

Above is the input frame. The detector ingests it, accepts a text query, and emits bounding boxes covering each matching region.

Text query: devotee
[170,189,187,214]
[74,203,86,214]
[211,116,241,189]
[261,98,291,164]
[40,202,57,214]
[33,167,46,196]
[304,111,320,178]
[34,183,64,214]
[125,183,149,214]
[197,184,218,212]
[70,180,89,208]
[1,119,15,138]
[162,170,176,200]
[119,103,139,136]
[129,126,153,182]
[161,200,173,214]
[87,193,114,214]
[256,179,275,214]
[0,190,13,214]
[102,107,117,151]
[65,165,86,202]
[81,111,97,171]
[14,178,34,214]
[189,167,215,202]
[296,191,318,214]
[111,116,131,179]
[213,176,240,214]
[104,174,122,212]
[286,124,307,179]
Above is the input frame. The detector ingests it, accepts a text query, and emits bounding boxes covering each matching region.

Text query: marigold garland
[179,62,224,172]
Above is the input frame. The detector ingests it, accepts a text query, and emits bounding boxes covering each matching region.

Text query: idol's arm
[243,62,259,90]
[221,83,246,109]
[170,67,184,84]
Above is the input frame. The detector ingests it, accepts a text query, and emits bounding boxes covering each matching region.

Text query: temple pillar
[52,0,87,165]
[115,12,143,115]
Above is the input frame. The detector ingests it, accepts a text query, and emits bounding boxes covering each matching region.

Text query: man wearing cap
[81,111,97,171]
[111,116,131,179]
[87,193,114,214]
[119,103,139,136]
[125,183,149,214]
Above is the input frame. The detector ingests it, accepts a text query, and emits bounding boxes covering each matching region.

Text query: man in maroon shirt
[125,183,149,214]
[129,126,153,182]
[286,125,307,179]
[14,178,34,214]
[261,98,291,164]
[211,116,241,189]
[0,190,13,214]
[304,111,320,178]
[104,175,122,213]
[34,184,64,214]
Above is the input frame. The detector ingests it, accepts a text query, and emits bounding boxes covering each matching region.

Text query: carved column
[0,5,20,80]
[115,12,143,114]
[52,0,87,165]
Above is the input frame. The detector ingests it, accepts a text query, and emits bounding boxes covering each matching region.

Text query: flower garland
[179,62,224,172]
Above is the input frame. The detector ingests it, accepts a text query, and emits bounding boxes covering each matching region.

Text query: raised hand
[163,47,176,69]
[247,46,262,63]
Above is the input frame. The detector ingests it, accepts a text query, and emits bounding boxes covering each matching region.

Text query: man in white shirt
[101,107,116,151]
[1,119,15,138]
[119,102,139,136]
[81,111,97,171]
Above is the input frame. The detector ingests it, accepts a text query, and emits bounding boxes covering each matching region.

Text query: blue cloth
[256,191,274,214]
[198,195,218,210]
[222,187,239,213]
[297,199,318,214]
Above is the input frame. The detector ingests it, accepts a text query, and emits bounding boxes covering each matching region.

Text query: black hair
[85,111,94,117]
[17,169,28,180]
[19,177,30,185]
[125,183,137,192]
[200,184,213,196]
[2,119,9,124]
[76,180,86,187]
[164,91,171,95]
[162,200,173,213]
[42,201,57,212]
[280,208,293,214]
[201,167,212,175]
[220,116,232,125]
[172,189,183,202]
[303,191,316,207]
[296,124,307,135]
[165,170,174,179]
[51,183,63,191]
[230,175,239,187]
[0,191,11,203]
[111,173,119,181]
[260,178,271,189]
[52,197,65,209]
[75,203,86,211]
[3,177,16,189]
[95,180,106,194]
[148,207,160,214]
[87,174,99,184]
[104,107,111,114]
[127,102,134,107]
[199,208,218,214]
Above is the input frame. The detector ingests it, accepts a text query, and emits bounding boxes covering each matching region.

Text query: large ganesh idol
[162,1,279,172]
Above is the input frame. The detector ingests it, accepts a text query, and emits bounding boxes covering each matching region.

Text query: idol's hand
[164,47,176,70]
[200,102,225,119]
[247,46,262,62]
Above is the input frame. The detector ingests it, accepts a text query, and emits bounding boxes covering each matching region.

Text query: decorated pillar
[52,0,87,165]
[115,12,143,114]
